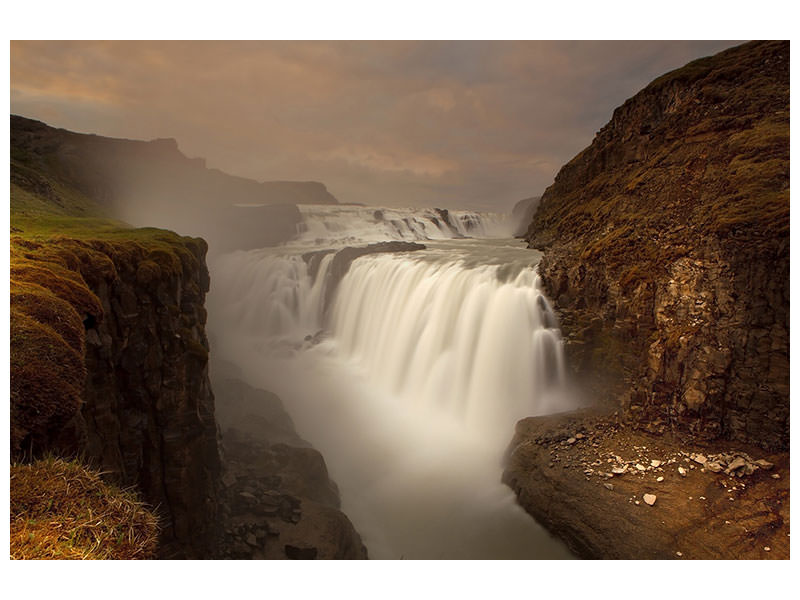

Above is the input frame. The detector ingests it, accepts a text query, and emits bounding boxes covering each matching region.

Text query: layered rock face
[11,233,221,558]
[526,41,789,449]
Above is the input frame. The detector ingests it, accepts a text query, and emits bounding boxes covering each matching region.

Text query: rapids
[207,206,576,559]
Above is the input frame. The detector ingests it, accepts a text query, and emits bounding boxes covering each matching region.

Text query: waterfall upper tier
[287,204,513,247]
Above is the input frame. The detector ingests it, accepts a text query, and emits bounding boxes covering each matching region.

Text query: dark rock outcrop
[524,41,789,449]
[212,366,368,559]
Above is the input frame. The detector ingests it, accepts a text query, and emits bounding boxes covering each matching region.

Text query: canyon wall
[525,41,789,449]
[11,232,221,558]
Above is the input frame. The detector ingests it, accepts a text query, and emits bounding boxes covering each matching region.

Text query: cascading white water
[208,208,576,559]
[291,204,513,246]
[330,254,567,435]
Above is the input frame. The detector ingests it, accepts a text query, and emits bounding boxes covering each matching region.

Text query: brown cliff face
[11,232,221,558]
[526,41,789,449]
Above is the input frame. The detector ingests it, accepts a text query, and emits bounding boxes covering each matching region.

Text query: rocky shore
[503,409,789,559]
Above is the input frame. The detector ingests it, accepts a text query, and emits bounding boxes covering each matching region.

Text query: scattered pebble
[604,483,614,491]
[678,466,687,477]
[676,551,683,557]
[650,459,662,468]
[575,433,585,439]
[772,474,781,479]
[567,437,576,445]
[764,546,771,552]
[656,476,664,482]
[635,463,646,471]
[643,493,657,506]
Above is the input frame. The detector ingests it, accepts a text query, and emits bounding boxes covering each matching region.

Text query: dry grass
[10,457,159,560]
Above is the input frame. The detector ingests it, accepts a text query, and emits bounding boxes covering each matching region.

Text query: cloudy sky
[11,40,741,211]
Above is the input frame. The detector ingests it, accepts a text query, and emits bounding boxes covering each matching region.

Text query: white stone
[678,466,687,477]
[643,494,657,506]
[656,476,664,482]
[635,463,646,471]
[693,454,707,465]
[650,459,662,468]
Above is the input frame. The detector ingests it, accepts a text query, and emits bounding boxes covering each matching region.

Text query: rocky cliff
[525,41,789,449]
[11,230,221,558]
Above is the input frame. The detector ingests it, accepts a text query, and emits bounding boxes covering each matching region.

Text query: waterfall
[207,209,575,559]
[211,241,569,436]
[330,254,566,433]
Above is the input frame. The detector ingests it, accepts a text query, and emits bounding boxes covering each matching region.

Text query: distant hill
[10,115,339,251]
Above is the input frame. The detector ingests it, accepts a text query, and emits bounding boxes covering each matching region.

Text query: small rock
[764,546,771,552]
[612,465,628,474]
[246,533,258,547]
[604,483,614,490]
[755,459,774,470]
[634,500,640,505]
[575,433,585,439]
[635,463,646,471]
[650,460,662,468]
[706,461,723,473]
[725,457,747,474]
[643,494,657,506]
[676,551,683,557]
[771,473,781,479]
[693,454,707,465]
[678,466,687,477]
[567,437,576,445]
[656,476,664,482]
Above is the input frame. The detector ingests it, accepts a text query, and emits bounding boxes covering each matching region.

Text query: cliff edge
[506,41,789,559]
[525,40,788,448]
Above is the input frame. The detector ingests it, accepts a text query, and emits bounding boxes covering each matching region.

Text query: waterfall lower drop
[209,229,576,559]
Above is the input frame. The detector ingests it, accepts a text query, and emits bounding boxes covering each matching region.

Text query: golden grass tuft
[10,458,159,560]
